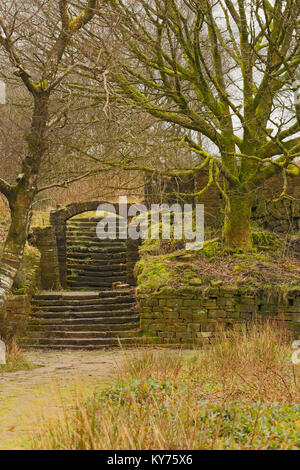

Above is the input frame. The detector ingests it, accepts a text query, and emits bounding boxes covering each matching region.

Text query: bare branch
[0,17,36,94]
[36,171,96,194]
[0,177,12,200]
[69,0,98,32]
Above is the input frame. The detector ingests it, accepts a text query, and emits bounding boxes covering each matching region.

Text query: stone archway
[49,201,140,288]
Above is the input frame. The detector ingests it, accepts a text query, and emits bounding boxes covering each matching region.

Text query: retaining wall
[138,287,300,345]
[0,295,31,339]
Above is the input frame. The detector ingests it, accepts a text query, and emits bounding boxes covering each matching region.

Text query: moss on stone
[136,226,299,296]
[252,231,281,249]
[12,244,40,295]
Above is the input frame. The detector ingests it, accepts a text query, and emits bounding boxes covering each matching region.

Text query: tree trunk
[0,188,34,314]
[0,93,49,314]
[223,189,253,251]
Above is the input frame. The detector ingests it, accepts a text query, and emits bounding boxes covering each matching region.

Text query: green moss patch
[137,232,299,294]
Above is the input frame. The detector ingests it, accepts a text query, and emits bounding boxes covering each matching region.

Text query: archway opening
[66,210,127,290]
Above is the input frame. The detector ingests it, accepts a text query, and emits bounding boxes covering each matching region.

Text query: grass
[32,322,300,450]
[0,338,37,373]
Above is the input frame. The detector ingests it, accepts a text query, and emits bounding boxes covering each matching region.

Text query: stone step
[66,281,127,289]
[66,257,126,263]
[66,241,126,248]
[21,343,143,350]
[34,292,100,301]
[34,290,133,300]
[27,329,141,339]
[68,280,128,288]
[66,253,126,261]
[66,261,126,268]
[67,275,126,289]
[66,246,126,254]
[66,237,126,245]
[66,228,126,234]
[31,310,137,319]
[66,263,126,272]
[67,239,126,246]
[22,336,144,347]
[66,233,126,242]
[66,272,127,280]
[28,320,139,330]
[68,220,127,226]
[67,231,97,238]
[67,224,126,231]
[67,271,126,283]
[66,283,118,289]
[68,217,124,222]
[32,296,134,307]
[67,270,126,279]
[26,285,139,350]
[32,302,135,312]
[29,315,139,326]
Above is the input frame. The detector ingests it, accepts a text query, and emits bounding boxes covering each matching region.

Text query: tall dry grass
[0,337,35,372]
[33,322,300,450]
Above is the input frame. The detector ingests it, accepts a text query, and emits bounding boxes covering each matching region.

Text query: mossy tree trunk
[223,188,254,251]
[0,93,49,313]
[0,192,34,312]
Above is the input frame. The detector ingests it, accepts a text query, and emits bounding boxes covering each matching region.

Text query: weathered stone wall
[252,174,300,233]
[126,238,141,286]
[138,287,300,345]
[145,172,300,232]
[0,295,31,339]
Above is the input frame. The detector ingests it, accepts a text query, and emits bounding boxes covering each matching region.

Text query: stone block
[208,309,226,318]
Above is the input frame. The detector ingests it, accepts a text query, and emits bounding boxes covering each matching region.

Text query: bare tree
[0,0,98,311]
[102,0,300,250]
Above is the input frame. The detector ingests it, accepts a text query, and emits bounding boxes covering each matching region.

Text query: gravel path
[0,350,126,450]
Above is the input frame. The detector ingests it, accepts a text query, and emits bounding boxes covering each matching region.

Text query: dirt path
[0,350,126,450]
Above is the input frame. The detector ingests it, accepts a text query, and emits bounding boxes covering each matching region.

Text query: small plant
[0,337,36,373]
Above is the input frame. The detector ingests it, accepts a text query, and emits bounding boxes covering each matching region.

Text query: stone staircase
[66,216,128,289]
[22,214,143,350]
[23,290,141,349]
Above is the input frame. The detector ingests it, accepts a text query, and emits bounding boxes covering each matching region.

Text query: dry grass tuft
[33,322,300,450]
[0,337,36,373]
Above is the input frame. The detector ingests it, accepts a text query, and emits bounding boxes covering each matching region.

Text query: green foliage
[252,231,281,249]
[135,257,173,293]
[94,379,300,449]
[201,238,222,259]
[94,378,177,407]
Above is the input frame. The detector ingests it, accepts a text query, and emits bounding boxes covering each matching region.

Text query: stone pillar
[30,226,61,290]
[50,210,67,288]
[0,294,31,339]
[126,238,140,286]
